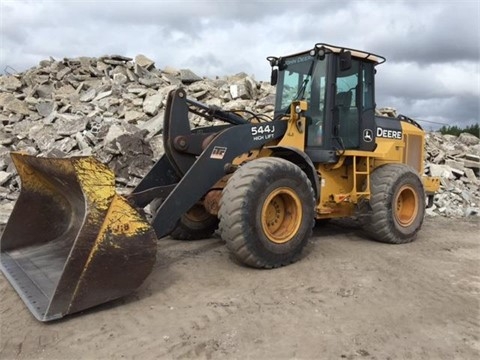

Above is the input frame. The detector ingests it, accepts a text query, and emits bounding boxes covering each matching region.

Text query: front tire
[150,199,218,240]
[170,204,219,240]
[219,158,315,268]
[363,164,425,244]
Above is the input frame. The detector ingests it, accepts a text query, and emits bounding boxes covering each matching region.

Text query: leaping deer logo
[363,129,373,142]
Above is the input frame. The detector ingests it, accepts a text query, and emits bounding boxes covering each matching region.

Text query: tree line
[438,123,479,137]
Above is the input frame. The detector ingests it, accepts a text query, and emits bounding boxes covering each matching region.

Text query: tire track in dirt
[303,219,480,359]
[154,303,240,359]
[55,238,242,359]
[133,244,244,359]
[329,220,480,359]
[0,238,230,360]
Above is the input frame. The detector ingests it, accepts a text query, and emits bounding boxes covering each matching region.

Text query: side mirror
[339,51,352,71]
[271,68,278,86]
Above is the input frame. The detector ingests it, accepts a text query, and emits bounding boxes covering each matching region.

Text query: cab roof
[284,43,386,65]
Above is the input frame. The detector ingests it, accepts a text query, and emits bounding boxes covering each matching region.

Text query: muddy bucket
[0,153,157,321]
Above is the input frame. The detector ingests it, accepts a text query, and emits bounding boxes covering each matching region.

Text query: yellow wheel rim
[261,187,302,244]
[393,185,418,227]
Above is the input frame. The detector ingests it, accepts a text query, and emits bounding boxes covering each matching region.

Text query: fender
[266,145,320,201]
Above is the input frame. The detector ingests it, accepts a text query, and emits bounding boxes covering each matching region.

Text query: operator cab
[268,43,386,163]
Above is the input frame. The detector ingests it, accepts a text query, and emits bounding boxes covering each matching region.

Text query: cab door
[335,59,360,149]
[334,58,376,151]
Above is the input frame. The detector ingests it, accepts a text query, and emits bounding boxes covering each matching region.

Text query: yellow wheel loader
[0,43,440,321]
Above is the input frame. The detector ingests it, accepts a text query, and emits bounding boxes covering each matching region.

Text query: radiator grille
[404,134,423,172]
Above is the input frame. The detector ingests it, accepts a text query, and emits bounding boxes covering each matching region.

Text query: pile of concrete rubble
[424,132,479,217]
[0,55,478,223]
[377,107,480,217]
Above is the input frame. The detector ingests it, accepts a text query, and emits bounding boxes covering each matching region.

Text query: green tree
[439,124,479,137]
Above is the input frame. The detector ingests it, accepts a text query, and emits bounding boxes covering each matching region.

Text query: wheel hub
[184,204,211,223]
[261,187,302,244]
[394,185,418,227]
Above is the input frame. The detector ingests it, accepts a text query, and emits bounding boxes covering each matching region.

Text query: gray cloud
[1,0,479,128]
[364,1,480,64]
[377,93,479,129]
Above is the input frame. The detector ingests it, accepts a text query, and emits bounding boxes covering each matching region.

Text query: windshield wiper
[294,60,316,101]
[294,76,310,101]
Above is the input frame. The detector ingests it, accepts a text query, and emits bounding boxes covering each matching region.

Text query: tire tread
[363,164,425,244]
[219,158,315,268]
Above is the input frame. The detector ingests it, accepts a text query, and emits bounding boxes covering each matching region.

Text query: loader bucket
[0,153,157,321]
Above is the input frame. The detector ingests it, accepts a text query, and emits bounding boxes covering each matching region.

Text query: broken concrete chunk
[256,94,276,108]
[450,167,465,178]
[428,164,454,179]
[138,76,163,88]
[142,93,164,116]
[433,150,445,164]
[463,168,478,183]
[230,83,252,100]
[56,66,72,80]
[35,84,55,99]
[135,54,155,69]
[54,115,89,136]
[54,137,77,153]
[80,88,97,102]
[162,66,179,75]
[2,94,31,115]
[0,93,13,108]
[137,111,164,139]
[149,134,165,160]
[0,76,22,91]
[94,90,112,101]
[128,154,153,178]
[0,131,13,146]
[465,153,480,162]
[29,124,61,152]
[74,132,91,150]
[124,110,144,123]
[108,55,133,62]
[125,68,137,82]
[180,69,202,84]
[113,73,128,85]
[102,58,128,66]
[465,207,480,216]
[25,96,39,106]
[222,99,251,111]
[116,132,152,156]
[110,66,127,77]
[104,124,128,144]
[458,133,480,146]
[0,202,14,225]
[127,86,147,95]
[0,171,13,186]
[35,102,56,117]
[463,158,480,169]
[55,84,76,98]
[132,98,143,107]
[193,90,208,101]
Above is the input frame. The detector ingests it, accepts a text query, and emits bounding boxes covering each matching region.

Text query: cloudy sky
[1,0,479,129]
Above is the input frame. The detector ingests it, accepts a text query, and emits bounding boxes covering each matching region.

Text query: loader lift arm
[129,88,288,238]
[130,88,248,208]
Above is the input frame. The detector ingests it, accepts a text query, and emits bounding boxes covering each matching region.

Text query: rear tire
[363,164,425,244]
[219,158,315,268]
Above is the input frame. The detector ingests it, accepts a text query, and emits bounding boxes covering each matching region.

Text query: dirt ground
[0,216,479,360]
